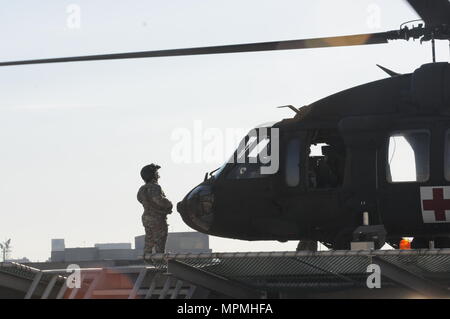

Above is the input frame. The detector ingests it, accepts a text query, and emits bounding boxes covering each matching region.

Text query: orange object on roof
[400,238,411,250]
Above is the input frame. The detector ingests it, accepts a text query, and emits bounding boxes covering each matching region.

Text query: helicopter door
[212,128,284,239]
[300,130,345,227]
[275,129,345,236]
[379,128,433,234]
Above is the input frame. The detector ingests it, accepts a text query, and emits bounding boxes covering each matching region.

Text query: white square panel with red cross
[420,186,450,223]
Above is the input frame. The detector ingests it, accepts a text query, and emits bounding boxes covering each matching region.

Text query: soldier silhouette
[137,164,172,258]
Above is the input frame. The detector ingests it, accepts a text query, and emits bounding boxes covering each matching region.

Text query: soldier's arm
[137,186,145,204]
[148,185,173,211]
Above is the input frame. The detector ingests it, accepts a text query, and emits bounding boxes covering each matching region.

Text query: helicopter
[1,0,449,250]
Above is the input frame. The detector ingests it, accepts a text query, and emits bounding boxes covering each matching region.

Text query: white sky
[0,1,448,261]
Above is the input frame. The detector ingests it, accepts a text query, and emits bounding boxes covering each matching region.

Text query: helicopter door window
[307,143,326,188]
[387,130,430,183]
[445,130,450,181]
[227,136,272,180]
[307,139,345,189]
[285,138,301,187]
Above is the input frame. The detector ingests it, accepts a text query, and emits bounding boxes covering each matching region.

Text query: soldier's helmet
[140,163,161,182]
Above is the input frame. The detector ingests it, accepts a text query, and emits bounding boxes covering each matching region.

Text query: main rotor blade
[406,0,450,27]
[0,32,390,67]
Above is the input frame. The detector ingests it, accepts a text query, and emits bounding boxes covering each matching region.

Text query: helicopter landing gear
[331,226,387,250]
[331,228,353,250]
[296,240,318,251]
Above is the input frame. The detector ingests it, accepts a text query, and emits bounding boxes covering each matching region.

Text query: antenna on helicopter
[431,32,436,63]
[376,64,401,77]
[277,105,300,115]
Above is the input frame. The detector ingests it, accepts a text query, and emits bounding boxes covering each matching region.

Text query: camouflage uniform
[137,182,172,254]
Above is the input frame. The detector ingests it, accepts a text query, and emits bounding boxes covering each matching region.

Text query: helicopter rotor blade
[406,0,450,27]
[0,32,391,67]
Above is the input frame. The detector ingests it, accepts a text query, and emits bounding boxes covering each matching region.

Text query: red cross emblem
[420,187,450,223]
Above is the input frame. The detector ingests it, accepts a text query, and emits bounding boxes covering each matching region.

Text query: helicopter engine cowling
[411,62,450,113]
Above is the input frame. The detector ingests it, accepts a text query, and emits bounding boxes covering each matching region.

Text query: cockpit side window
[227,130,273,180]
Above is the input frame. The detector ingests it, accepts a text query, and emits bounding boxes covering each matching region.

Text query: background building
[50,232,211,263]
[135,232,211,255]
[5,257,30,263]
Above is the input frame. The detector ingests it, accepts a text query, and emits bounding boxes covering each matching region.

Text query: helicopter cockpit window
[227,134,272,180]
[286,138,301,187]
[387,130,430,183]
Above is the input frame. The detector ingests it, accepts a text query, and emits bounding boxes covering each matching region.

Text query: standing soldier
[137,164,172,258]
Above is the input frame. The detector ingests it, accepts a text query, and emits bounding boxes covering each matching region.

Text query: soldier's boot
[143,255,156,265]
[142,248,154,263]
[155,240,166,254]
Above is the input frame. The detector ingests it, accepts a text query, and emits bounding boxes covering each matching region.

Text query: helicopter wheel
[332,228,386,250]
[296,240,318,251]
[331,228,353,250]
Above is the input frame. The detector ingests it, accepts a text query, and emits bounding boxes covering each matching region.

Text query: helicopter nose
[177,185,214,233]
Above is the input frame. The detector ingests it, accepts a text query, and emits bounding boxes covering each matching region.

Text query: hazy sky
[0,1,448,261]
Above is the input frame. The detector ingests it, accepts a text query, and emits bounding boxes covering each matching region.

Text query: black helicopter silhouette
[1,0,449,249]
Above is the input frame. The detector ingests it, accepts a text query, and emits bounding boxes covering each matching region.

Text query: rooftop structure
[1,249,450,299]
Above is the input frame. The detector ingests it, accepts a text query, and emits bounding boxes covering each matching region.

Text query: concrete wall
[64,248,99,262]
